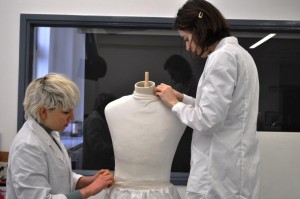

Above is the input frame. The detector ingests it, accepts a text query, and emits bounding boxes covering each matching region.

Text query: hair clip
[198,11,203,19]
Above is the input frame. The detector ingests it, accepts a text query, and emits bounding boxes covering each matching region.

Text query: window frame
[18,14,300,184]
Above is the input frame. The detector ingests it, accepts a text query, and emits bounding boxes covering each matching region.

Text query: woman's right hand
[92,169,114,189]
[80,169,114,198]
[155,83,183,108]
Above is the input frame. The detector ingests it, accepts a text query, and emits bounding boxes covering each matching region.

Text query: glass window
[19,15,300,184]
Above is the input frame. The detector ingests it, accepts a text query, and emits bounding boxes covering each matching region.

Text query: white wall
[0,0,300,199]
[1,0,300,153]
[259,131,300,199]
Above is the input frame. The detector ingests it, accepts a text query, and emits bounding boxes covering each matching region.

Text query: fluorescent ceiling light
[249,33,276,49]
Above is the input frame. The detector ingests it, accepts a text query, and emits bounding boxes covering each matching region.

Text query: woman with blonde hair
[6,73,113,199]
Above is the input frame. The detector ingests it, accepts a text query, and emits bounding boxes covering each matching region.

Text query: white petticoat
[103,183,180,199]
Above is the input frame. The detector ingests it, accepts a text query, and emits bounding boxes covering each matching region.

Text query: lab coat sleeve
[182,94,196,106]
[73,172,83,187]
[10,143,68,199]
[172,51,236,134]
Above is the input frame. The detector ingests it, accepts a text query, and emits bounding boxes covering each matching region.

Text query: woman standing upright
[155,0,260,198]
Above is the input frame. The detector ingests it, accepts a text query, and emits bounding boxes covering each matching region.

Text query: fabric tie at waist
[114,178,171,189]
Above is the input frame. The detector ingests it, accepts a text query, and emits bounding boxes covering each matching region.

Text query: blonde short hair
[23,73,80,123]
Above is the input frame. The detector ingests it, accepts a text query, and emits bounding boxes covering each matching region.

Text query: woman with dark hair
[155,1,260,199]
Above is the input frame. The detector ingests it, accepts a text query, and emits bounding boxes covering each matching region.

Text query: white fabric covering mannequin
[104,81,186,199]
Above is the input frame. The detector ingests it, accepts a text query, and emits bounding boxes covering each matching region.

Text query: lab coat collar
[27,117,66,163]
[214,36,238,52]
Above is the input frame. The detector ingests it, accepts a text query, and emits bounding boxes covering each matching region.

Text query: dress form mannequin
[104,80,186,199]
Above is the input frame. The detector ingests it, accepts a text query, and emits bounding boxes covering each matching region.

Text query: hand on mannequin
[78,169,114,199]
[155,83,183,108]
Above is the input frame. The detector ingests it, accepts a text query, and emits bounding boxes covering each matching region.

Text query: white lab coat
[6,117,82,199]
[172,37,260,199]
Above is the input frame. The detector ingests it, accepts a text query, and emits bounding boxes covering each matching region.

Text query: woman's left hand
[155,83,179,108]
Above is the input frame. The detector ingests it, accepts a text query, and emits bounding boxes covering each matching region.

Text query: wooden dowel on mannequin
[144,71,150,87]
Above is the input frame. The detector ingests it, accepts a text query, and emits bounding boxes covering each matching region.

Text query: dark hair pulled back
[174,0,231,56]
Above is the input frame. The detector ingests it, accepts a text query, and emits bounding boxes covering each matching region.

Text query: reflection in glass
[82,93,116,170]
[33,26,300,172]
[163,54,200,172]
[85,33,107,81]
